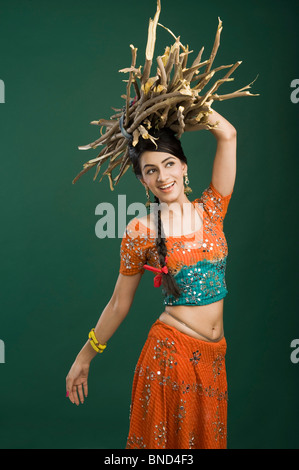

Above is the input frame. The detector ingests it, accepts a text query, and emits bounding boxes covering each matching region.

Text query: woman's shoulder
[125,215,156,239]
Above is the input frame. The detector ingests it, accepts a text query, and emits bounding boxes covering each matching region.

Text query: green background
[0,0,298,449]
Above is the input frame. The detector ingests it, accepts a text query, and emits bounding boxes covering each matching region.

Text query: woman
[66,107,236,449]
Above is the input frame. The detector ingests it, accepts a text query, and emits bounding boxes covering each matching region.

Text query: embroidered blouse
[119,182,233,306]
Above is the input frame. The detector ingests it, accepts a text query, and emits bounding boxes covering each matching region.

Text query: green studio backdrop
[0,0,298,449]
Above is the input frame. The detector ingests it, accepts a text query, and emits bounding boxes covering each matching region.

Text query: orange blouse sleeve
[197,182,233,226]
[119,218,149,276]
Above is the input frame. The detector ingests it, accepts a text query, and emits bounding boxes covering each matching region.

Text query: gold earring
[145,186,151,207]
[184,174,192,195]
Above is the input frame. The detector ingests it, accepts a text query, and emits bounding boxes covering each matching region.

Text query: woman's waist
[159,300,224,342]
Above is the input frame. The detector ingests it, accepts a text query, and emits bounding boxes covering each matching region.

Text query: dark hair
[128,127,187,298]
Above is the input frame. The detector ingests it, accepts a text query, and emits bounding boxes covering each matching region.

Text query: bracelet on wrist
[88,328,107,354]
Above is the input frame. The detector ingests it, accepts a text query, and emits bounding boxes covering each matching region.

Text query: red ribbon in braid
[143,256,168,287]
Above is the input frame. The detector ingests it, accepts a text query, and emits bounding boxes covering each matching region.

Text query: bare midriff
[158,299,224,342]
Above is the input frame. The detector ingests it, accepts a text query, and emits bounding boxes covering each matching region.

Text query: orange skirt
[126,319,228,450]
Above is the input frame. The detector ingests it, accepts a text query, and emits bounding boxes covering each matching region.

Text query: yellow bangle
[89,329,107,350]
[89,338,103,353]
[88,329,107,354]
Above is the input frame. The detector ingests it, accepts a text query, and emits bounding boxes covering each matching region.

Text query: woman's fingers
[72,385,80,406]
[83,381,88,399]
[66,362,89,405]
[66,376,75,403]
[66,381,87,405]
[76,384,85,404]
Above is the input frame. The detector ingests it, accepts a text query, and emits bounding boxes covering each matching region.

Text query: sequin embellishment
[119,182,233,307]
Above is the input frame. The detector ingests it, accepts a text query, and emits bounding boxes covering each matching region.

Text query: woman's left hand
[66,359,90,405]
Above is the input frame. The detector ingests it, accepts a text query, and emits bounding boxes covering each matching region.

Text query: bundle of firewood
[73,0,258,190]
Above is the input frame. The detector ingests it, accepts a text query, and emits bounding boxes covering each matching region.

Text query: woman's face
[139,151,187,203]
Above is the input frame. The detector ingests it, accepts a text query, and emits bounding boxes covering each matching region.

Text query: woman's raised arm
[66,272,143,405]
[185,108,236,197]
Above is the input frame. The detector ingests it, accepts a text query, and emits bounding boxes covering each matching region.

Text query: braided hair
[128,127,186,298]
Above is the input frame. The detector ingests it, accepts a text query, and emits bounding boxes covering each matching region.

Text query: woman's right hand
[66,359,90,405]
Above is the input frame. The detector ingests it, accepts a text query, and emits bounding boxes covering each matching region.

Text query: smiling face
[139,151,188,204]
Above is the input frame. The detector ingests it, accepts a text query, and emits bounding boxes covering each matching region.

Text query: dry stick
[72,161,98,184]
[110,138,128,161]
[127,95,191,134]
[185,100,210,116]
[125,45,138,127]
[169,78,192,95]
[105,132,125,143]
[157,22,188,54]
[111,147,132,186]
[84,147,116,166]
[211,74,260,101]
[190,64,233,85]
[141,0,161,86]
[164,38,181,83]
[193,68,216,91]
[212,90,259,101]
[78,121,119,150]
[231,74,259,93]
[111,146,129,177]
[166,105,181,127]
[183,59,210,80]
[90,128,125,150]
[166,85,196,122]
[183,47,205,82]
[93,158,106,181]
[159,103,171,127]
[169,66,185,94]
[133,79,140,100]
[126,90,192,125]
[90,119,118,127]
[102,151,126,175]
[194,63,242,105]
[205,17,223,74]
[84,143,113,173]
[176,106,185,139]
[115,147,130,179]
[198,62,243,99]
[160,46,170,69]
[156,56,167,89]
[119,66,142,76]
[221,61,242,82]
[164,48,176,81]
[181,45,191,70]
[198,77,235,107]
[109,110,124,120]
[109,93,140,120]
[93,142,118,181]
[114,157,131,185]
[83,137,125,166]
[168,44,183,91]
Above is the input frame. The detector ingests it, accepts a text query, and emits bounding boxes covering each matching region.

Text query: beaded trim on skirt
[126,319,228,449]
